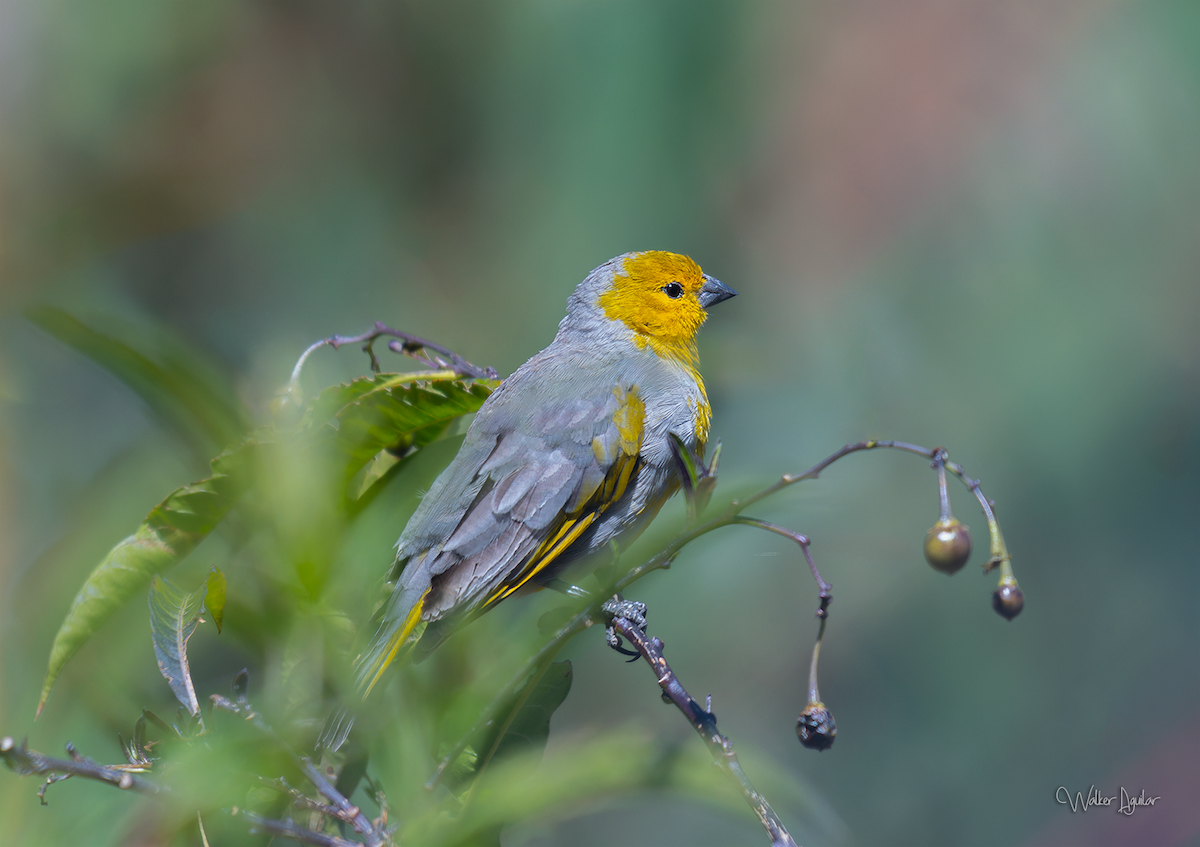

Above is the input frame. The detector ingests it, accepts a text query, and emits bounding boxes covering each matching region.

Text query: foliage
[3,312,1020,847]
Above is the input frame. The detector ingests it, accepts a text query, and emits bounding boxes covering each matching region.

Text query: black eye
[662,281,684,299]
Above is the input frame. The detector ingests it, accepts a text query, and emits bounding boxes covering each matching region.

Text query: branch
[0,735,161,803]
[617,439,1020,619]
[235,808,363,847]
[603,601,798,847]
[286,322,498,403]
[211,675,391,847]
[429,437,1019,791]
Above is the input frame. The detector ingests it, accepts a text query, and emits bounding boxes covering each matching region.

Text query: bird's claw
[602,595,647,661]
[605,627,642,660]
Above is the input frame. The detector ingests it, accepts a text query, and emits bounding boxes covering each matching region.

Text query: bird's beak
[698,275,737,308]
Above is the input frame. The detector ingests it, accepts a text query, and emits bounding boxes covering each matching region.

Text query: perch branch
[605,606,798,847]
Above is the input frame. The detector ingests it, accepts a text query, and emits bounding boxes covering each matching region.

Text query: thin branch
[605,608,798,847]
[236,808,362,847]
[0,735,161,803]
[287,322,498,402]
[430,438,1017,788]
[264,776,350,820]
[733,517,831,603]
[210,693,388,847]
[619,439,1015,600]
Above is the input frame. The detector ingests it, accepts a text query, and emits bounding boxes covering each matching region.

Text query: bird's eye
[662,281,684,299]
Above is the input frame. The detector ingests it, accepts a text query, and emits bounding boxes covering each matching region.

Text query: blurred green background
[3,1,1200,845]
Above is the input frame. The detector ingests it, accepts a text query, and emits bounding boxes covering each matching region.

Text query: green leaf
[451,661,573,791]
[37,438,258,717]
[411,725,660,847]
[301,373,495,496]
[668,434,720,523]
[205,567,227,634]
[488,660,572,763]
[336,376,494,474]
[28,307,249,466]
[149,575,206,717]
[37,374,493,717]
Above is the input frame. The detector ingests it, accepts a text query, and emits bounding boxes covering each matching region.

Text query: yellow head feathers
[598,251,719,364]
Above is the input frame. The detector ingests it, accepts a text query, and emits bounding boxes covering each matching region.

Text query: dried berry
[796,702,837,751]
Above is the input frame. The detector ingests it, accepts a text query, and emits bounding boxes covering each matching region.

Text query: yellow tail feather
[359,586,431,697]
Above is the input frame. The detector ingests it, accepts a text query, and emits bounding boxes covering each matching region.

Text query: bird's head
[566,251,736,364]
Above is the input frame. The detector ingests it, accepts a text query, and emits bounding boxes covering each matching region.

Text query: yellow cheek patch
[598,251,708,366]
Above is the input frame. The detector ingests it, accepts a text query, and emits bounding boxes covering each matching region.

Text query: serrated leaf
[331,376,495,478]
[37,438,259,717]
[28,307,248,466]
[205,567,226,634]
[149,575,205,716]
[298,373,495,498]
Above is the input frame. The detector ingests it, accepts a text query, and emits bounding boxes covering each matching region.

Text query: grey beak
[698,275,737,308]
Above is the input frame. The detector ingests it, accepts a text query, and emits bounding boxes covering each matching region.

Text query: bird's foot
[602,595,647,661]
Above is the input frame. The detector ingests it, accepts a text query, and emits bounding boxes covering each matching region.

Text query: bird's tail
[315,558,434,754]
[316,705,356,752]
[353,557,434,697]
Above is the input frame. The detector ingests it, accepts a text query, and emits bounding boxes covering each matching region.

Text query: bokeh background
[3,1,1200,845]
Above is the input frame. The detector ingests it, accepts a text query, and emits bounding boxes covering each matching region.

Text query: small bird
[355,251,736,694]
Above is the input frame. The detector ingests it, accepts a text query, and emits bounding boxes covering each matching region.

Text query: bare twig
[235,808,363,847]
[603,605,799,847]
[733,517,831,607]
[263,776,351,821]
[3,676,392,845]
[287,322,498,403]
[617,439,1018,611]
[211,691,389,847]
[429,438,1017,790]
[0,735,161,803]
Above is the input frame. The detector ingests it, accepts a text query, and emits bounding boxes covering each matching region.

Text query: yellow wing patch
[612,385,645,454]
[485,512,599,604]
[690,395,712,446]
[482,385,645,607]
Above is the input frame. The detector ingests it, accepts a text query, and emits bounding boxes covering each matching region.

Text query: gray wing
[356,363,643,693]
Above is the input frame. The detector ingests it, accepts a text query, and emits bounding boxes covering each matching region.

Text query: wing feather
[359,371,648,690]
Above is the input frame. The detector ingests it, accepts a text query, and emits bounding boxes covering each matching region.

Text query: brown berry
[992,582,1024,620]
[796,702,837,751]
[924,518,972,574]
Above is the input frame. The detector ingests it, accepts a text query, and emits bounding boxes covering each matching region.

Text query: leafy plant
[3,313,1023,846]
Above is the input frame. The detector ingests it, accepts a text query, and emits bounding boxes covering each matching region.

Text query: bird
[354,251,736,695]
